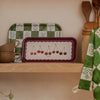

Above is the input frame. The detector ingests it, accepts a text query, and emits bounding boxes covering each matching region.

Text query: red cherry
[45,52,48,55]
[64,52,67,55]
[34,52,36,55]
[37,50,40,53]
[56,51,59,53]
[59,52,63,55]
[30,52,33,55]
[52,51,55,53]
[41,51,44,54]
[49,52,52,55]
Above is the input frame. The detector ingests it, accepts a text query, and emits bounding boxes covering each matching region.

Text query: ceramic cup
[0,52,21,63]
[0,40,20,52]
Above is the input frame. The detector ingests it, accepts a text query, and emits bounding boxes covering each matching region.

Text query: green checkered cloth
[8,23,62,62]
[78,28,100,100]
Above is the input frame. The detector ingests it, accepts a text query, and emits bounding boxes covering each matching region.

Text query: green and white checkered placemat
[8,23,62,62]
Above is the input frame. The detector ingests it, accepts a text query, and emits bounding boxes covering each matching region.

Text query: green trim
[78,79,91,91]
[9,24,16,31]
[84,55,94,68]
[16,31,23,39]
[47,31,55,37]
[55,24,62,31]
[94,86,100,99]
[39,24,47,31]
[93,68,100,84]
[95,35,100,49]
[94,51,100,67]
[15,48,22,53]
[24,23,32,31]
[31,31,39,37]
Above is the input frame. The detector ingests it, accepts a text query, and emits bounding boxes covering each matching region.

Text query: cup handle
[12,40,20,48]
[13,53,21,60]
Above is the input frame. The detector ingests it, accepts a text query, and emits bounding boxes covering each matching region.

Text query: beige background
[0,0,93,100]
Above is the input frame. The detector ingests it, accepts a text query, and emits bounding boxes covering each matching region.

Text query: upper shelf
[0,63,83,73]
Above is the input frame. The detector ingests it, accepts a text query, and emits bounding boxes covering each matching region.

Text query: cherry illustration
[49,52,52,55]
[56,51,59,54]
[37,50,40,53]
[45,52,48,55]
[41,51,44,54]
[34,52,36,55]
[52,51,55,53]
[59,52,63,55]
[30,52,33,55]
[64,52,67,55]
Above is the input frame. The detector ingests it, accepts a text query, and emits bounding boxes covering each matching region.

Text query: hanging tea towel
[78,28,100,100]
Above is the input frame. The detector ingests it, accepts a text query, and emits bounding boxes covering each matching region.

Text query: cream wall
[0,0,94,100]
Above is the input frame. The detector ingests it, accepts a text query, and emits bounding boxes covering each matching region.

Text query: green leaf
[8,91,14,100]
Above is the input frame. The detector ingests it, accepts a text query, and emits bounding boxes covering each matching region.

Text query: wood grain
[84,22,98,29]
[82,35,90,63]
[82,1,92,22]
[82,29,91,63]
[93,6,98,23]
[0,63,83,73]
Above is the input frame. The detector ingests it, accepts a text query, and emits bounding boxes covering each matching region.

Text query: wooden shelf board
[0,63,83,73]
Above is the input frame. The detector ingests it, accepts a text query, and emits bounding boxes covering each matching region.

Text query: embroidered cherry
[45,45,51,56]
[45,52,48,55]
[30,52,33,55]
[52,51,55,53]
[31,45,37,55]
[37,50,40,53]
[38,45,43,54]
[64,52,67,55]
[34,52,36,55]
[59,52,63,55]
[61,47,67,55]
[56,51,59,54]
[53,44,59,54]
[41,51,44,54]
[49,52,52,55]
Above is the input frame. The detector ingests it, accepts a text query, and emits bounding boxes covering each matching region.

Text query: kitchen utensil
[83,29,92,32]
[92,0,100,26]
[0,40,20,52]
[82,29,92,63]
[82,1,97,29]
[82,1,92,22]
[22,37,76,62]
[8,23,62,62]
[84,22,98,29]
[0,52,21,63]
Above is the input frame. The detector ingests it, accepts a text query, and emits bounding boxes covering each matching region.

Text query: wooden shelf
[0,63,83,73]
